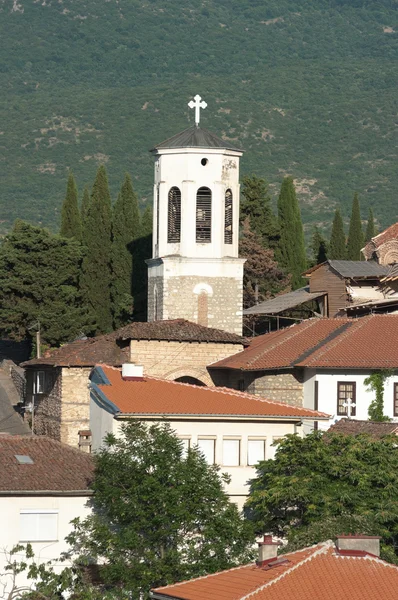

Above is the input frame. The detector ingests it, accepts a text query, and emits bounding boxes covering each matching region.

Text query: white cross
[188,94,207,126]
[343,397,356,419]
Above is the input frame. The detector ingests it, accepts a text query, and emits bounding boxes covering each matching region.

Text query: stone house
[0,435,93,596]
[21,320,247,447]
[209,314,398,432]
[89,364,328,509]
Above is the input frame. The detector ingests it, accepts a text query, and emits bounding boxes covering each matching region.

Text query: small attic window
[15,455,34,464]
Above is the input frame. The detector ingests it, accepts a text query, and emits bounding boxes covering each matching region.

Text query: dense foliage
[15,422,254,599]
[277,177,307,288]
[245,431,398,564]
[240,175,279,248]
[365,207,376,242]
[346,193,364,260]
[365,370,392,421]
[329,208,346,259]
[0,220,91,345]
[60,171,82,240]
[0,0,397,235]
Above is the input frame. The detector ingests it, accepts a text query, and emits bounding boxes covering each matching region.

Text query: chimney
[257,535,279,566]
[122,363,144,381]
[336,535,381,557]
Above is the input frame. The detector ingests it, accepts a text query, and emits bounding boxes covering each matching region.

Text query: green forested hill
[0,0,397,235]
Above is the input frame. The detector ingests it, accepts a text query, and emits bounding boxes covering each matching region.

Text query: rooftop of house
[328,418,398,437]
[116,319,248,345]
[151,125,243,153]
[151,539,398,600]
[210,315,398,371]
[365,222,398,250]
[90,365,329,421]
[305,259,387,279]
[0,435,94,494]
[22,320,247,368]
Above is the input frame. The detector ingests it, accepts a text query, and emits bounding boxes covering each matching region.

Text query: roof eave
[0,489,93,496]
[114,412,329,421]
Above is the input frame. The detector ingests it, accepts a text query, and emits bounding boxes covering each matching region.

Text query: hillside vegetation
[0,0,397,235]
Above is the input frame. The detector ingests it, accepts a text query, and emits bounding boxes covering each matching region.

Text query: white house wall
[0,495,91,595]
[303,369,398,433]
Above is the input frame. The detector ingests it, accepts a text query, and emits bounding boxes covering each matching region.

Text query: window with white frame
[179,438,191,458]
[222,439,240,466]
[197,438,215,464]
[20,510,58,542]
[247,439,266,466]
[33,371,45,394]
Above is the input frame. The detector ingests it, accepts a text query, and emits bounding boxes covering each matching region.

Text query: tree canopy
[60,171,82,240]
[346,192,364,260]
[240,175,279,248]
[329,208,346,260]
[310,227,328,265]
[0,220,91,346]
[245,431,398,564]
[365,207,376,243]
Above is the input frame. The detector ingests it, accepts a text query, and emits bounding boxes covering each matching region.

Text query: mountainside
[0,0,397,235]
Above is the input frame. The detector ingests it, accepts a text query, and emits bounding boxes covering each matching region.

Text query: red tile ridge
[296,317,366,366]
[239,542,333,600]
[97,364,329,418]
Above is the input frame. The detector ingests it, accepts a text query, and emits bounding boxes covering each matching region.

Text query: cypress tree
[311,227,328,265]
[277,176,307,289]
[240,175,279,248]
[346,193,364,261]
[80,186,91,227]
[365,208,376,243]
[80,166,113,333]
[60,171,82,240]
[329,209,346,260]
[140,204,153,236]
[111,174,141,328]
[131,204,153,322]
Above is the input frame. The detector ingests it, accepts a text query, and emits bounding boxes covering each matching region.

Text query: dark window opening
[224,189,233,244]
[167,186,181,243]
[196,187,212,243]
[337,382,356,416]
[201,158,208,166]
[394,383,398,417]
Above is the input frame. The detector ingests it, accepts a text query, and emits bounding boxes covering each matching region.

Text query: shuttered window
[196,187,212,243]
[224,189,233,244]
[167,187,181,243]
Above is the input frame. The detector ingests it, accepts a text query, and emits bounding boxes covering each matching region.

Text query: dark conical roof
[151,126,243,153]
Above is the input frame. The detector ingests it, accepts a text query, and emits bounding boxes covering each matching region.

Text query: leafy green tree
[131,204,153,321]
[240,175,279,247]
[63,422,253,598]
[277,176,307,288]
[140,204,153,236]
[0,220,91,345]
[80,166,113,333]
[365,207,376,243]
[365,370,392,422]
[310,227,328,265]
[60,171,82,240]
[245,431,398,563]
[346,192,364,260]
[111,174,141,328]
[80,186,91,226]
[239,217,290,310]
[329,208,346,259]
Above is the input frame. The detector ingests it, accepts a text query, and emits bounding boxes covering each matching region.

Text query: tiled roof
[305,260,387,278]
[243,286,326,316]
[0,436,94,493]
[369,222,398,249]
[91,365,328,420]
[210,315,398,371]
[21,333,129,368]
[151,126,243,153]
[152,541,398,600]
[210,318,351,371]
[116,319,247,345]
[328,419,398,437]
[297,315,398,368]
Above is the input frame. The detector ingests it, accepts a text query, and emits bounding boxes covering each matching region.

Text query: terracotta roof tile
[328,419,398,438]
[116,320,248,345]
[210,315,398,371]
[210,319,351,371]
[152,542,398,600]
[369,222,398,250]
[21,333,129,368]
[92,366,328,420]
[0,436,94,493]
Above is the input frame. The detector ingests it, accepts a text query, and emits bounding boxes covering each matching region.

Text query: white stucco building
[0,436,93,595]
[89,364,328,509]
[147,96,245,335]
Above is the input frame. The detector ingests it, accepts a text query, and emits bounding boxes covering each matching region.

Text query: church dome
[151,125,243,153]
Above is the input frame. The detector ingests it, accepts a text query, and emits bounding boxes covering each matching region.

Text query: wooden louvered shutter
[167,187,181,243]
[196,187,212,243]
[224,189,233,244]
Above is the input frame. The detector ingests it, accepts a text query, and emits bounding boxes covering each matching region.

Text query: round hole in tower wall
[201,158,208,166]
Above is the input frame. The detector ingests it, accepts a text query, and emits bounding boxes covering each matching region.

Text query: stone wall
[130,340,244,386]
[32,367,62,440]
[60,367,91,447]
[211,368,304,407]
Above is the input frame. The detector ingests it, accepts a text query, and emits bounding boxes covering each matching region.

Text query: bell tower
[147,96,245,335]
